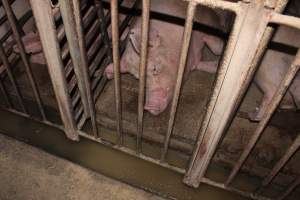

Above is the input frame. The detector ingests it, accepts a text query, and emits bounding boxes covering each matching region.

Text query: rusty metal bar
[136,0,150,153]
[2,0,47,121]
[161,1,196,162]
[30,0,78,141]
[0,44,27,113]
[111,0,123,145]
[184,1,273,188]
[0,76,12,108]
[277,176,300,200]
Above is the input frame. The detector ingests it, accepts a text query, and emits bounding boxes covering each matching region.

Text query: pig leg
[249,93,273,121]
[193,61,218,74]
[30,52,46,65]
[103,58,128,79]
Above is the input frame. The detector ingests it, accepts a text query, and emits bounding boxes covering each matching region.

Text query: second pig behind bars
[105,0,226,115]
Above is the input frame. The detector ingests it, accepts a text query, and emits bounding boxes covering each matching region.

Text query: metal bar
[225,3,295,187]
[30,0,78,141]
[95,0,113,61]
[0,10,32,44]
[0,77,12,108]
[270,12,300,30]
[2,0,47,121]
[0,44,27,113]
[111,0,123,145]
[72,0,98,136]
[136,0,150,153]
[277,176,300,200]
[59,0,98,136]
[1,107,277,200]
[184,1,272,188]
[184,0,239,13]
[257,131,300,194]
[161,1,196,162]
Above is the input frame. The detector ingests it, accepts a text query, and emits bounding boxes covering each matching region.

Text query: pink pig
[105,16,224,115]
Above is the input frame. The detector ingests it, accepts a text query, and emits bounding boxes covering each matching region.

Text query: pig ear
[129,28,141,54]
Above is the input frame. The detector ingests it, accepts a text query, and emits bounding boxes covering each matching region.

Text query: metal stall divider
[3,0,299,199]
[182,0,300,199]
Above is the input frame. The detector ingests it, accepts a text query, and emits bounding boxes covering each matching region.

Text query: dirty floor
[0,134,166,200]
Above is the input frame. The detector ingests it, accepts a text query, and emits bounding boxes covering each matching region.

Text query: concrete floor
[0,134,166,200]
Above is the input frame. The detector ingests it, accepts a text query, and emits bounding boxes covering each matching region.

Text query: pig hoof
[248,110,262,122]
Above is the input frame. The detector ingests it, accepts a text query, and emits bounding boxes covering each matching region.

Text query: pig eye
[152,64,160,75]
[149,43,153,48]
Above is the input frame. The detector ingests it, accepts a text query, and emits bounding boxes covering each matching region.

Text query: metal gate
[1,0,300,199]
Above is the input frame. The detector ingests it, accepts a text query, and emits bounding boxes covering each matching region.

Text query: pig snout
[144,88,170,115]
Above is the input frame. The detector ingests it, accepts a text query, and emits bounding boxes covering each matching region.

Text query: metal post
[111,0,123,145]
[184,0,271,187]
[137,0,150,153]
[30,0,78,141]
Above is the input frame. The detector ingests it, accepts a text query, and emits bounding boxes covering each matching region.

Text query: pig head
[105,19,224,115]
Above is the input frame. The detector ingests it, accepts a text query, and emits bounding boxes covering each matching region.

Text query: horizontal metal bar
[183,0,240,13]
[270,12,300,30]
[3,107,278,200]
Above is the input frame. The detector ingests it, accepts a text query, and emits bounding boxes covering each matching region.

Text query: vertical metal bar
[111,0,123,145]
[72,0,98,136]
[30,0,78,141]
[257,130,300,193]
[0,45,27,113]
[0,76,12,108]
[161,1,196,162]
[277,176,300,200]
[2,0,47,121]
[136,0,150,153]
[95,0,113,61]
[184,1,271,188]
[59,0,98,136]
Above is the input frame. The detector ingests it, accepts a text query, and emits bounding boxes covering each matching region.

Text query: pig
[104,0,224,115]
[0,0,45,65]
[249,25,300,121]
